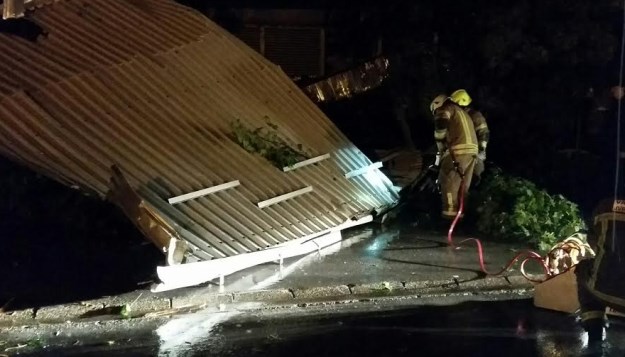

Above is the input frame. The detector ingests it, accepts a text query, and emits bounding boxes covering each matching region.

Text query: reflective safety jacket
[585,198,625,310]
[466,108,489,153]
[433,100,478,156]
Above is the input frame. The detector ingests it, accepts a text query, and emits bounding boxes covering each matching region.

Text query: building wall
[199,8,327,78]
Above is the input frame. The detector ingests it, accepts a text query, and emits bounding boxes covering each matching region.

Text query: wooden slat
[169,180,240,204]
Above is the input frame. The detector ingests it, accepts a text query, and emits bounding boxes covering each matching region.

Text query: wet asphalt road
[15,298,625,357]
[165,223,544,301]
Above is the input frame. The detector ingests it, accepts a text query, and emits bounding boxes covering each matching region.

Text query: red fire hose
[446,171,551,283]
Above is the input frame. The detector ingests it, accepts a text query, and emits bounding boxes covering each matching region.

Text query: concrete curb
[0,275,534,327]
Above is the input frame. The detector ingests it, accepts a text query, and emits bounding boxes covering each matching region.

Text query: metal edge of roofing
[152,214,373,292]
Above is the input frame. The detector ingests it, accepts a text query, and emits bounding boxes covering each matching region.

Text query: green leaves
[230,119,309,169]
[120,304,131,319]
[470,168,585,251]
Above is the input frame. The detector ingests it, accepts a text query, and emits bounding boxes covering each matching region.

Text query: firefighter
[450,89,489,182]
[575,198,625,345]
[430,94,479,220]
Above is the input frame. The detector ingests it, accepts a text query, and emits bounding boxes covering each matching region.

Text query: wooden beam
[168,180,240,205]
[257,186,313,209]
[283,153,330,172]
[344,161,383,179]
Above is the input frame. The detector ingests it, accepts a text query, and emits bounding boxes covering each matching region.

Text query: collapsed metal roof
[0,0,398,271]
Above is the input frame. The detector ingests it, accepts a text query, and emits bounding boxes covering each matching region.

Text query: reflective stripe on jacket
[434,100,478,156]
[585,198,625,309]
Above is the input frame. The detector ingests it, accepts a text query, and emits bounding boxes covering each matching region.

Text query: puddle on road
[168,300,624,357]
[156,309,244,357]
[364,229,400,257]
[15,299,624,357]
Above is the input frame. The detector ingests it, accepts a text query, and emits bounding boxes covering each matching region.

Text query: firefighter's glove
[425,164,439,178]
[477,151,486,162]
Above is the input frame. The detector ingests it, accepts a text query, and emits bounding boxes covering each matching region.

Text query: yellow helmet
[430,94,448,113]
[450,89,472,106]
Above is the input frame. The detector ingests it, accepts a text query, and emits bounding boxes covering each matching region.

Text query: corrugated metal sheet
[304,57,390,103]
[0,0,398,263]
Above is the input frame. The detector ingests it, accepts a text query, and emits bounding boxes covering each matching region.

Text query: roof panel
[0,0,398,263]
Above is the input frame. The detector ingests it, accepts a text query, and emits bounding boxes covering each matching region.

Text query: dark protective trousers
[438,153,476,219]
[576,260,610,331]
[575,216,625,342]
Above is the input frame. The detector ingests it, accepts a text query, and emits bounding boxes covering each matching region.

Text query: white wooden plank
[168,180,240,205]
[344,161,383,179]
[257,186,313,209]
[282,153,331,172]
